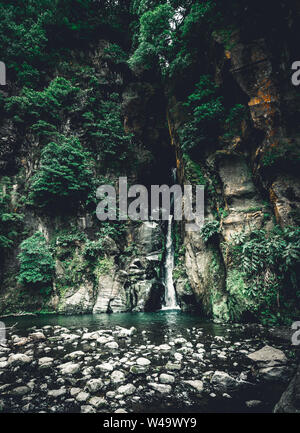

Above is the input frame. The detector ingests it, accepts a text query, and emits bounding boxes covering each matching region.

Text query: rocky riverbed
[0,321,298,413]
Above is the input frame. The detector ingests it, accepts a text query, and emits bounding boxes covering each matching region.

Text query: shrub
[29,136,93,210]
[17,232,55,293]
[228,227,300,324]
[5,77,79,138]
[200,220,221,243]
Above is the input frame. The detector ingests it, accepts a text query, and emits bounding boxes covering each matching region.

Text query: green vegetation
[262,141,300,169]
[227,227,300,324]
[29,136,93,211]
[17,232,55,294]
[0,178,24,250]
[200,220,220,243]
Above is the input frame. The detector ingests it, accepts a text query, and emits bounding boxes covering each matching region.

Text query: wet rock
[117,384,136,396]
[81,405,96,413]
[247,346,287,366]
[148,383,172,394]
[136,357,151,366]
[64,351,85,361]
[274,366,300,413]
[183,380,204,393]
[211,371,240,393]
[157,344,171,352]
[105,341,119,350]
[7,353,32,367]
[159,374,175,384]
[48,389,66,398]
[89,396,107,409]
[29,332,46,342]
[76,391,90,403]
[111,370,126,384]
[11,386,31,396]
[38,357,54,368]
[130,365,148,374]
[165,362,182,371]
[86,378,103,393]
[97,362,114,373]
[58,362,80,376]
[70,388,81,397]
[259,366,291,382]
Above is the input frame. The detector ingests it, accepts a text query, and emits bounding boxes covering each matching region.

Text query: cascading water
[161,168,180,310]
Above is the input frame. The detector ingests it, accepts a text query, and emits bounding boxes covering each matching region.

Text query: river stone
[111,370,126,384]
[130,365,148,374]
[157,344,171,352]
[7,353,31,367]
[89,396,107,409]
[48,388,66,398]
[70,387,81,397]
[247,346,287,366]
[113,327,136,338]
[165,362,182,371]
[76,391,90,403]
[38,357,53,368]
[183,380,204,393]
[117,384,136,396]
[11,386,30,396]
[174,338,187,345]
[211,371,239,393]
[136,357,151,366]
[97,362,114,372]
[64,351,85,360]
[148,383,172,394]
[86,378,103,393]
[58,362,80,375]
[29,332,46,342]
[97,336,112,345]
[159,374,175,384]
[81,405,96,413]
[105,341,119,350]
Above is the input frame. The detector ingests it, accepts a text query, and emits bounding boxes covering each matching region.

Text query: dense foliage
[17,231,55,294]
[227,227,300,324]
[29,136,93,210]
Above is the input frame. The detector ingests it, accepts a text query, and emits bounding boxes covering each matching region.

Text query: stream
[0,311,298,413]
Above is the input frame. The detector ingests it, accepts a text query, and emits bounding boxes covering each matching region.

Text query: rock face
[274,366,300,413]
[0,3,299,322]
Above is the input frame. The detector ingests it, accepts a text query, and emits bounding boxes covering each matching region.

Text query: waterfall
[161,169,180,310]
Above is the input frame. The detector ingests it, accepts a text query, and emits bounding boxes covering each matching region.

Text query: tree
[17,231,55,293]
[29,135,93,210]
